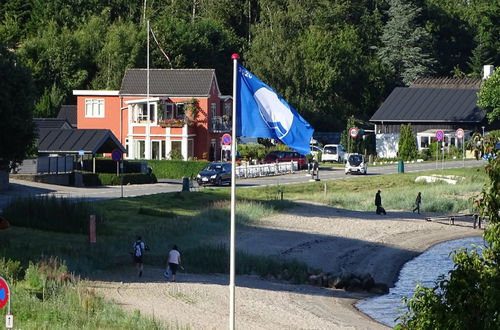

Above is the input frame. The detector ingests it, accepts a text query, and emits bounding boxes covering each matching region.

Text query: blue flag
[236,64,314,155]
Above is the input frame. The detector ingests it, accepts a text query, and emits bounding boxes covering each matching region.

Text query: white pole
[229,53,239,330]
[463,136,465,167]
[146,20,150,160]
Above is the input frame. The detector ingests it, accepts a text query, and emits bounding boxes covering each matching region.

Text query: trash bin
[182,177,190,192]
[397,160,405,173]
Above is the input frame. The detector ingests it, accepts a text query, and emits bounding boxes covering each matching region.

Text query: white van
[321,144,345,163]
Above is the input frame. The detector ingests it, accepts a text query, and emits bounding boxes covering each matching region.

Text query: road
[0,159,485,211]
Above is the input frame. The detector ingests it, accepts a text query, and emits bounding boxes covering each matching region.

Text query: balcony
[210,116,231,133]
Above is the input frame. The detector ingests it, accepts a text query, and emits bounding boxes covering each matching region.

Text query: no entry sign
[0,276,9,309]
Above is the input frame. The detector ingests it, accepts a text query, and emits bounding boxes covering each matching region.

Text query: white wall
[376,133,399,158]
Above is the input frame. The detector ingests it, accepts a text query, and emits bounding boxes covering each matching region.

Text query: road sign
[436,130,444,141]
[78,150,85,156]
[0,277,9,309]
[222,133,232,146]
[456,128,464,139]
[6,314,13,329]
[349,127,358,138]
[111,149,123,162]
[222,145,231,151]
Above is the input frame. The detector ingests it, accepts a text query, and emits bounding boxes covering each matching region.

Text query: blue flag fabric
[236,64,314,155]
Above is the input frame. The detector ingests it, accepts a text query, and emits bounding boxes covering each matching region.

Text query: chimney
[483,65,494,79]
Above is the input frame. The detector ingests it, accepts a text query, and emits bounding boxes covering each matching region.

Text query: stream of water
[356,236,484,328]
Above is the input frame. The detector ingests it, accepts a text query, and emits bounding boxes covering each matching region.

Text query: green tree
[398,123,417,160]
[478,67,500,123]
[378,0,436,86]
[0,43,36,171]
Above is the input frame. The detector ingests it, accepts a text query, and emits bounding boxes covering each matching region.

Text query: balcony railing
[210,116,231,133]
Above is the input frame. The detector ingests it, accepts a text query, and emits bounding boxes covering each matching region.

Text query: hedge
[143,160,208,179]
[81,172,157,186]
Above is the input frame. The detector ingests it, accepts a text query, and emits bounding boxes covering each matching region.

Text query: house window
[224,103,231,116]
[160,103,175,120]
[176,103,185,119]
[133,102,156,122]
[211,103,217,117]
[85,99,104,118]
[134,140,145,159]
[170,141,183,160]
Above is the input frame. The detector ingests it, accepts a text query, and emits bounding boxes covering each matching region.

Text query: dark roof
[120,69,217,96]
[57,105,77,127]
[410,77,482,89]
[370,87,486,123]
[37,129,126,154]
[34,118,73,130]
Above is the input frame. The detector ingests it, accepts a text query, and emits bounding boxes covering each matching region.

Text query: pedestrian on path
[413,192,422,214]
[167,245,182,282]
[375,190,386,215]
[133,236,148,277]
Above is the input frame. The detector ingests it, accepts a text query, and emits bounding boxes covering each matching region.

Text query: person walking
[375,190,386,215]
[413,192,422,214]
[133,236,147,277]
[167,245,182,282]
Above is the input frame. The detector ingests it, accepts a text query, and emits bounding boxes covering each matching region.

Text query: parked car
[263,150,308,169]
[345,154,368,175]
[196,162,232,186]
[321,144,345,163]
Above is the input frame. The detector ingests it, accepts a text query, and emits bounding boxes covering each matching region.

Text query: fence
[235,162,297,178]
[16,156,74,174]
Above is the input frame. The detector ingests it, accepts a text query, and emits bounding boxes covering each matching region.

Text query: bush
[1,195,99,234]
[0,258,23,282]
[81,172,157,186]
[146,159,208,179]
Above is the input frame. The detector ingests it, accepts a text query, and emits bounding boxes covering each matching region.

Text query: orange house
[74,69,232,161]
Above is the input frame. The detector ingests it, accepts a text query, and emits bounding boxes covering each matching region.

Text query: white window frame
[85,99,105,118]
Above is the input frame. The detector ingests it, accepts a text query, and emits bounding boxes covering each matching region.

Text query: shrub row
[82,172,157,186]
[1,196,99,234]
[146,159,208,179]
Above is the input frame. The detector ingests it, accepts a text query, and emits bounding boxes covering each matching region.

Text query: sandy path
[88,202,481,329]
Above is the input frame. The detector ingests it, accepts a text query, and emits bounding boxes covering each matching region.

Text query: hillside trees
[478,68,500,123]
[378,0,436,85]
[0,43,36,171]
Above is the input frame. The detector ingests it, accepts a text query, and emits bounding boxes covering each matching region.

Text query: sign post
[456,128,465,167]
[436,130,444,170]
[111,149,124,198]
[349,127,358,154]
[222,133,232,161]
[0,276,12,329]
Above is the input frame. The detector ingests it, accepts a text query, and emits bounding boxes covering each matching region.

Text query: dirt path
[88,202,481,329]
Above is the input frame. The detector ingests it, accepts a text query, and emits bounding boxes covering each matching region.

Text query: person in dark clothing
[375,190,386,215]
[413,192,422,214]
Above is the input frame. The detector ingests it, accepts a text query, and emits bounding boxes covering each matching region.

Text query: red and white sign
[222,133,232,146]
[0,276,9,310]
[455,128,464,139]
[349,127,358,138]
[436,130,444,141]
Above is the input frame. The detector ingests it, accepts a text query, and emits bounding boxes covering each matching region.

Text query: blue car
[196,162,232,186]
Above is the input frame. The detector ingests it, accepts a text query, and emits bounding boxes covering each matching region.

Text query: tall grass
[2,195,100,234]
[0,257,178,330]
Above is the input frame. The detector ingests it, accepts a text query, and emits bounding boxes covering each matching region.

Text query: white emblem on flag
[254,87,293,138]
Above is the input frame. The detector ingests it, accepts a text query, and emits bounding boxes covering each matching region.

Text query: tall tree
[398,124,417,160]
[378,0,436,85]
[478,68,500,123]
[0,43,36,171]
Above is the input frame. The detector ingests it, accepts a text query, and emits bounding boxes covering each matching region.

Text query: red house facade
[74,69,232,161]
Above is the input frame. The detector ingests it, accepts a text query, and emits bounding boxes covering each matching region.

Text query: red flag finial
[231,53,240,60]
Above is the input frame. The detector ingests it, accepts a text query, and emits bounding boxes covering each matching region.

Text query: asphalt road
[0,159,485,211]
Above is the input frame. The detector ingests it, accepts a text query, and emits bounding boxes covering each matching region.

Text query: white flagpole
[229,53,239,330]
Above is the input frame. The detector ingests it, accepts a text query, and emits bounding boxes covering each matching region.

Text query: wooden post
[89,215,96,243]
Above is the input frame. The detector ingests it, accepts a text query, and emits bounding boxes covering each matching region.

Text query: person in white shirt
[168,245,181,282]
